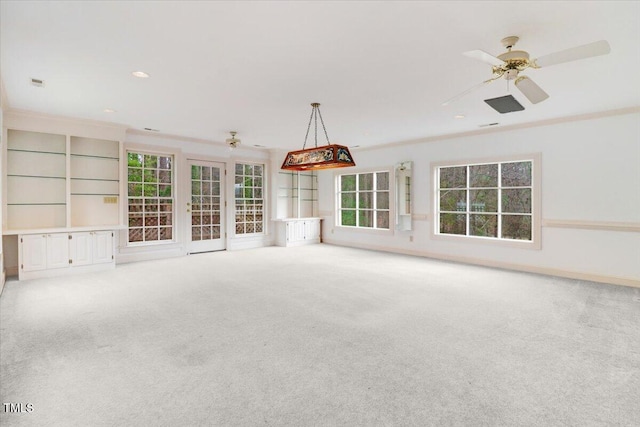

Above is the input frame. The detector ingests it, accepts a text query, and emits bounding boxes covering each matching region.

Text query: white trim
[542,219,640,233]
[321,240,640,289]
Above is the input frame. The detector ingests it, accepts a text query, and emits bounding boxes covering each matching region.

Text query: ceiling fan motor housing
[493,50,532,79]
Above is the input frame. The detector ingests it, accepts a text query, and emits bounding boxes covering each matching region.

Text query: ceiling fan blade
[463,50,505,66]
[515,76,549,104]
[534,40,610,68]
[442,79,496,106]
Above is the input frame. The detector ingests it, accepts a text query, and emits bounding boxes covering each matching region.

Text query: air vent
[143,128,159,132]
[478,122,500,128]
[30,78,45,87]
[484,95,524,114]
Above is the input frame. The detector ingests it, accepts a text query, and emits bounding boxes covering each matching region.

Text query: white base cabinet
[274,218,321,247]
[19,230,115,280]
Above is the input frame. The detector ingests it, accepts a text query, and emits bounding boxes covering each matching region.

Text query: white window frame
[233,161,266,236]
[335,167,393,233]
[125,149,176,246]
[431,153,541,249]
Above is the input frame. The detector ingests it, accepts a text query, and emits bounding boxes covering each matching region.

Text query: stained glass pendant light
[281,103,356,171]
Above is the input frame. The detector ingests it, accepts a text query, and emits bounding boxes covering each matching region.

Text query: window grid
[127,152,174,245]
[235,163,265,235]
[338,171,390,229]
[437,160,533,241]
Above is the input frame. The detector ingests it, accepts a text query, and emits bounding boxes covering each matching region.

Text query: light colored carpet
[1,244,639,426]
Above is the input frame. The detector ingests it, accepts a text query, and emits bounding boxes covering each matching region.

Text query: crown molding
[126,128,265,152]
[4,108,130,131]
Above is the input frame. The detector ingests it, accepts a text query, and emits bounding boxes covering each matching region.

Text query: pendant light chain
[316,107,331,146]
[314,107,318,147]
[301,103,331,149]
[302,107,315,150]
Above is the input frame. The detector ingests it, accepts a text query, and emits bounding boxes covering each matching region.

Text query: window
[436,159,534,241]
[338,171,390,229]
[127,152,174,244]
[235,163,264,234]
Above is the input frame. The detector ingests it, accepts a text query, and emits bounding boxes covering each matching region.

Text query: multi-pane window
[127,152,174,244]
[191,165,222,241]
[436,160,533,241]
[338,171,390,229]
[235,163,264,234]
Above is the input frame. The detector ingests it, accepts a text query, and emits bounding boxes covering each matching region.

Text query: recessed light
[454,114,465,119]
[103,108,116,113]
[132,71,150,78]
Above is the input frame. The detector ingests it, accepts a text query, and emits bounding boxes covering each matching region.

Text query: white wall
[318,110,640,287]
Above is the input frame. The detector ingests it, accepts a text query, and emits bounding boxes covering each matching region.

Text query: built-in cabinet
[18,230,115,280]
[274,171,321,247]
[4,128,122,280]
[275,218,321,247]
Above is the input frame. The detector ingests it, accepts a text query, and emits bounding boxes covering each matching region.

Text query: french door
[187,160,226,253]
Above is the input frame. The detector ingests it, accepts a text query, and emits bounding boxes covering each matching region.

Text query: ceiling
[1,1,639,151]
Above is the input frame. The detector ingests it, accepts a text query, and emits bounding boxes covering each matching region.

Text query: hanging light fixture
[226,131,241,150]
[281,103,356,171]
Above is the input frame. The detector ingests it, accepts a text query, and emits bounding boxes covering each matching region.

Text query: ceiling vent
[484,95,524,114]
[30,78,45,87]
[478,122,500,128]
[143,127,159,132]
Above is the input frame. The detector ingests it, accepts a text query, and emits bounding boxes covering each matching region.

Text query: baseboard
[0,270,5,296]
[322,239,640,289]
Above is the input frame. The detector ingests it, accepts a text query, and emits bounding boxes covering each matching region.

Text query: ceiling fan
[443,36,611,106]
[226,131,241,150]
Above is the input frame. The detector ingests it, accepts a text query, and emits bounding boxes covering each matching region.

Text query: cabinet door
[21,235,48,272]
[92,231,113,264]
[46,234,70,269]
[69,232,93,266]
[305,219,320,241]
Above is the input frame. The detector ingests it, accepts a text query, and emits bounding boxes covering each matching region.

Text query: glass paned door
[188,160,225,253]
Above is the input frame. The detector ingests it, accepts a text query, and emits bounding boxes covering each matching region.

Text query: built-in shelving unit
[4,130,122,280]
[70,136,120,227]
[6,130,68,229]
[277,171,318,218]
[4,130,121,231]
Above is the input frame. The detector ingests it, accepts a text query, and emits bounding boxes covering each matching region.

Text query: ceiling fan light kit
[447,36,610,107]
[281,103,356,171]
[226,131,241,150]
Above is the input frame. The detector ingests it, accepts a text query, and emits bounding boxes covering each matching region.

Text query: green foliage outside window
[338,171,390,229]
[437,160,533,241]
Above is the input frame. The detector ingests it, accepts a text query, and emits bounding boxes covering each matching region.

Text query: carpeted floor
[1,244,639,426]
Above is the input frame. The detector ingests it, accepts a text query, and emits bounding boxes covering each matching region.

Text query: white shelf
[4,129,122,231]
